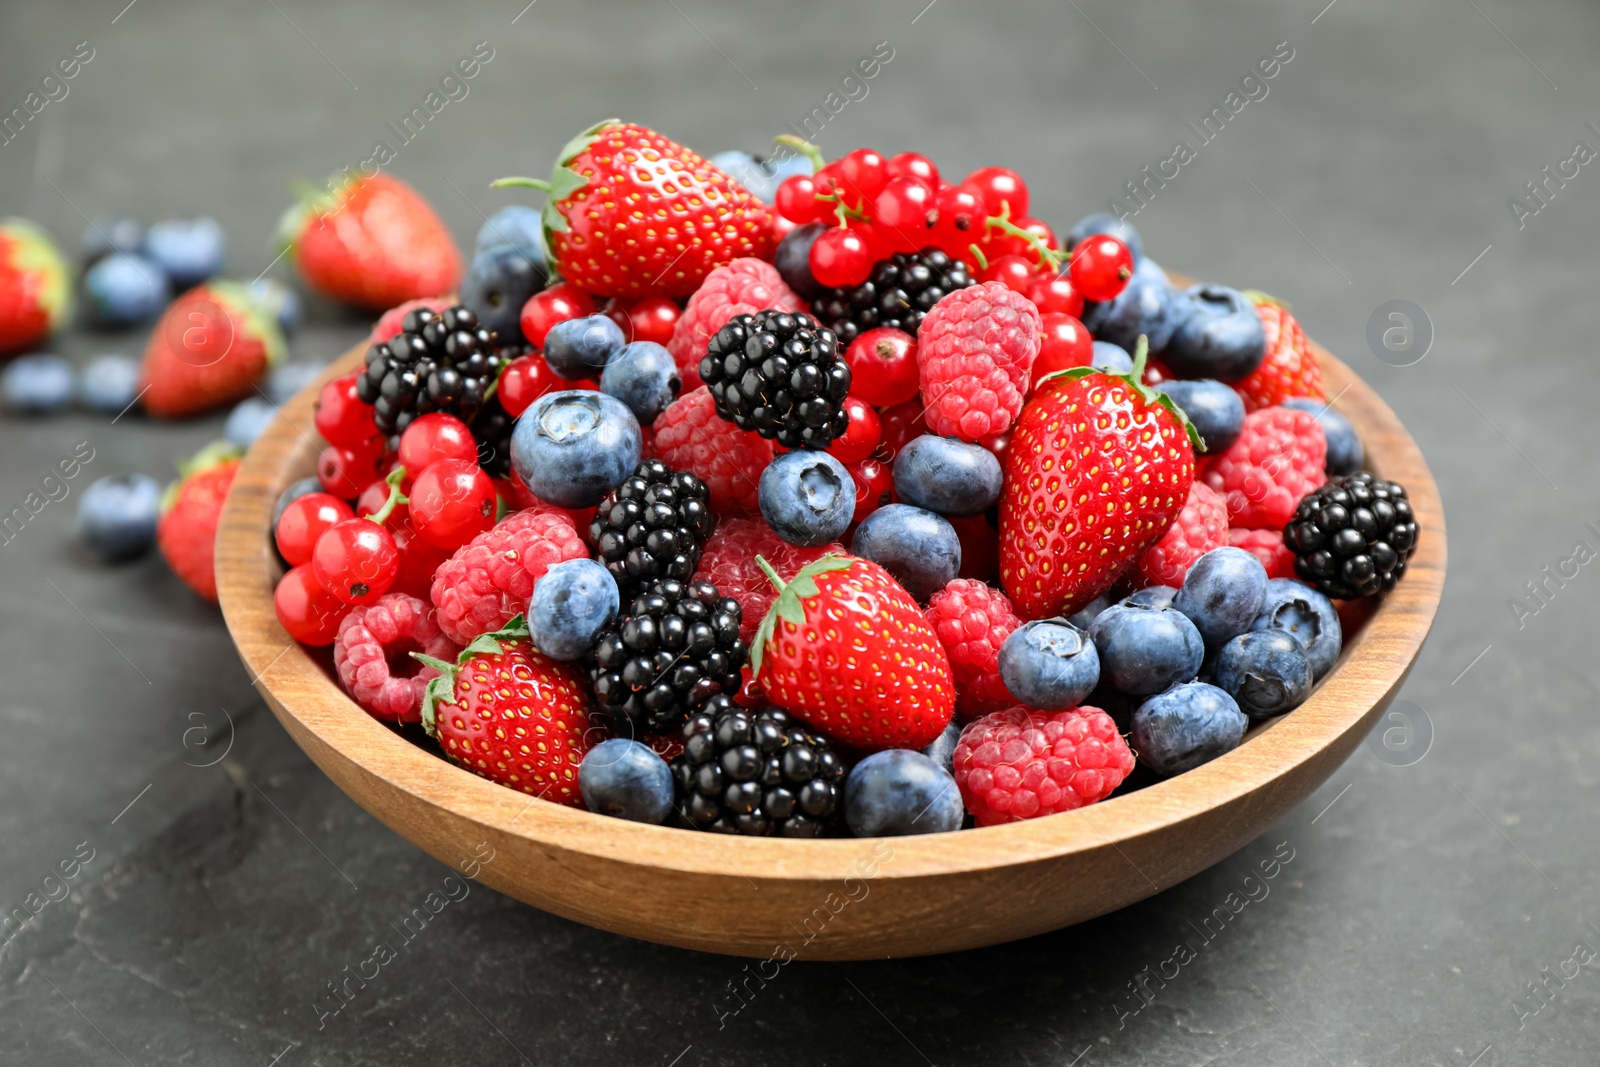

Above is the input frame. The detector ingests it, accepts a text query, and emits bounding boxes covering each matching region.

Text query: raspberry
[666,258,805,390]
[1233,303,1324,412]
[429,508,588,644]
[1228,526,1297,579]
[1200,407,1326,530]
[916,282,1041,441]
[692,517,840,642]
[333,593,460,722]
[925,579,1022,720]
[953,706,1134,826]
[1136,481,1229,588]
[368,296,454,345]
[651,386,774,514]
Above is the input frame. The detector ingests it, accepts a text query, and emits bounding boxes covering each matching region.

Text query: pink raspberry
[652,386,773,514]
[333,593,460,723]
[925,579,1021,720]
[667,259,805,390]
[1229,526,1297,579]
[369,296,455,344]
[693,517,841,642]
[915,282,1041,441]
[1200,406,1326,530]
[1136,481,1229,588]
[953,706,1134,826]
[429,508,588,644]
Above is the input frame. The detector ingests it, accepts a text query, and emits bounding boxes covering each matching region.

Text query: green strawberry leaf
[413,614,533,737]
[748,553,855,677]
[1241,288,1290,310]
[209,279,288,367]
[494,119,620,246]
[1035,335,1205,454]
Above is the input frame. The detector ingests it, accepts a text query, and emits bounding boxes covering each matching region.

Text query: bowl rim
[216,335,1445,885]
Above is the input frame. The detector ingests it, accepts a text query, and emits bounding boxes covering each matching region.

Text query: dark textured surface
[2,1,1597,1063]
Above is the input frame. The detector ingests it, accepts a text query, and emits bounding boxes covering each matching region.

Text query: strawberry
[139,281,286,418]
[749,554,954,750]
[999,338,1199,619]
[494,120,776,300]
[0,218,71,357]
[277,172,462,311]
[416,614,594,807]
[157,441,243,602]
[1233,295,1323,412]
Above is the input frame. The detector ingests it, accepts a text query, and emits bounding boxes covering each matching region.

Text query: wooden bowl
[216,337,1444,960]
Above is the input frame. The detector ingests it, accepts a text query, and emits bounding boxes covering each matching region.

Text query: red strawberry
[749,554,954,750]
[1233,297,1324,412]
[278,172,462,311]
[494,120,776,300]
[999,339,1199,619]
[0,218,71,357]
[140,281,286,418]
[417,615,594,807]
[157,441,243,602]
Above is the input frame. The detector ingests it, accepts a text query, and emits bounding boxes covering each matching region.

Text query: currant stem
[490,176,553,192]
[366,466,408,526]
[772,134,825,172]
[984,204,1066,273]
[754,555,787,594]
[966,243,989,271]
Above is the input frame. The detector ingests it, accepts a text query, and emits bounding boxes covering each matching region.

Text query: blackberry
[590,578,746,733]
[672,698,844,836]
[810,247,975,346]
[1284,472,1418,599]
[589,460,716,597]
[700,310,851,450]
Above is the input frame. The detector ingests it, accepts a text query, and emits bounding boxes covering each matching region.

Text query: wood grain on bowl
[215,335,1445,960]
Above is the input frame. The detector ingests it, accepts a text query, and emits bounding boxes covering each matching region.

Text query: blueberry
[758,449,854,547]
[225,397,277,446]
[83,253,170,327]
[1083,257,1179,352]
[1067,593,1113,630]
[249,278,301,336]
[1125,585,1177,610]
[142,217,225,288]
[81,217,144,266]
[1174,546,1270,648]
[850,504,961,602]
[1282,397,1364,475]
[1131,682,1248,776]
[578,739,674,824]
[76,353,140,413]
[1213,630,1313,719]
[892,434,1003,517]
[1252,577,1341,679]
[774,222,825,300]
[510,390,642,508]
[1089,602,1204,696]
[1159,379,1246,454]
[843,750,963,837]
[998,619,1101,710]
[543,314,625,381]
[1091,341,1133,374]
[2,354,73,413]
[600,340,681,424]
[474,205,547,265]
[461,242,548,339]
[920,719,963,775]
[528,558,620,660]
[272,476,323,532]
[1064,212,1145,262]
[1164,285,1266,382]
[76,473,161,562]
[265,361,324,406]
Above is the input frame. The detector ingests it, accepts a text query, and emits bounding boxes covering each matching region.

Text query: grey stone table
[2,0,1596,1063]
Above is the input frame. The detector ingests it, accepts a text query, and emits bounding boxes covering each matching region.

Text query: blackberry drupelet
[590,460,716,597]
[590,578,746,733]
[1284,472,1418,599]
[810,247,975,346]
[672,698,845,836]
[700,310,851,450]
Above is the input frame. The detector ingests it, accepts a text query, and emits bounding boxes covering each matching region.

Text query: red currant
[929,184,987,260]
[771,214,797,242]
[847,457,895,526]
[408,458,497,550]
[826,397,883,465]
[886,152,940,187]
[775,173,824,223]
[520,283,595,348]
[982,216,1056,263]
[317,438,385,499]
[398,412,478,472]
[499,354,592,418]
[1069,235,1134,302]
[876,398,928,462]
[313,374,379,448]
[872,177,937,251]
[836,148,889,200]
[622,297,681,346]
[356,478,399,526]
[275,492,354,567]
[311,518,400,605]
[1026,272,1085,318]
[964,166,1030,218]
[844,328,920,407]
[388,521,452,599]
[978,253,1038,293]
[274,563,348,645]
[1033,313,1094,384]
[809,227,877,288]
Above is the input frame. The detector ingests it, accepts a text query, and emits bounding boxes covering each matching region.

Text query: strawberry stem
[772,134,825,172]
[490,176,553,192]
[365,466,408,526]
[754,555,787,594]
[1130,334,1149,382]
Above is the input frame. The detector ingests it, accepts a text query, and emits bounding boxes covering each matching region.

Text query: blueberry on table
[83,253,170,327]
[1213,630,1314,719]
[2,354,73,413]
[1089,602,1204,696]
[1252,577,1342,679]
[76,353,140,414]
[579,739,674,824]
[844,749,964,837]
[1174,546,1270,648]
[225,397,277,447]
[1131,682,1248,776]
[998,619,1101,710]
[850,503,961,602]
[77,473,161,562]
[142,216,225,288]
[81,216,144,266]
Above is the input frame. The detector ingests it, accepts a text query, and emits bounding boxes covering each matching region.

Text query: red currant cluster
[518,283,680,350]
